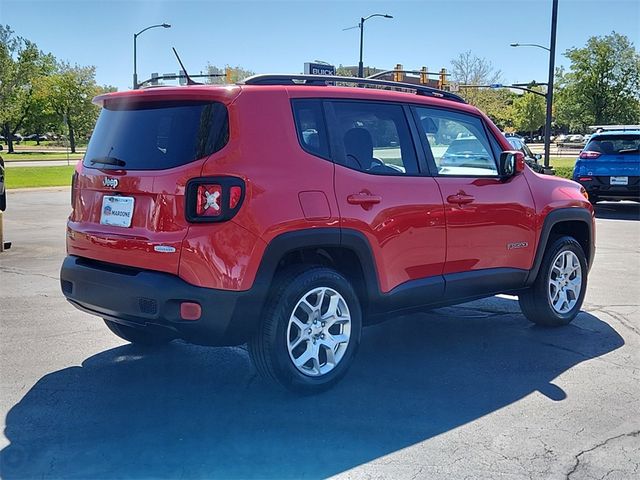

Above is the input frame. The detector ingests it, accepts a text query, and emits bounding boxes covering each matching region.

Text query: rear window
[84,101,228,170]
[585,135,640,156]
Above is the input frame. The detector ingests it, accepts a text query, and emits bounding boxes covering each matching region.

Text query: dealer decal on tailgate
[100,196,135,228]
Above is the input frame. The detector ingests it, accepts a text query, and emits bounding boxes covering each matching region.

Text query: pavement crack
[591,308,640,337]
[538,341,630,369]
[565,430,640,479]
[409,466,424,480]
[0,266,59,281]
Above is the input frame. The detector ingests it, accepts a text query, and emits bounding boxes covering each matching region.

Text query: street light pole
[357,14,393,78]
[358,17,365,78]
[510,0,558,171]
[509,43,550,52]
[543,0,559,170]
[133,23,171,89]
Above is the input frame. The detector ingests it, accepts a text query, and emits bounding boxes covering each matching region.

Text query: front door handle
[446,193,475,205]
[347,192,382,206]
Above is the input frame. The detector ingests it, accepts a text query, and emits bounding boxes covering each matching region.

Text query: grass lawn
[16,140,88,148]
[3,152,83,162]
[549,157,576,179]
[5,165,76,189]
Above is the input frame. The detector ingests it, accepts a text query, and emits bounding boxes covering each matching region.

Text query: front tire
[519,236,588,326]
[248,267,362,393]
[103,319,173,346]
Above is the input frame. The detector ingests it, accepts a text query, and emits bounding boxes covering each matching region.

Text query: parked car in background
[506,137,544,173]
[568,134,585,144]
[0,134,23,142]
[504,132,524,142]
[24,134,50,141]
[573,130,640,203]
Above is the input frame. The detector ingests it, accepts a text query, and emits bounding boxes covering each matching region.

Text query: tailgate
[67,94,231,275]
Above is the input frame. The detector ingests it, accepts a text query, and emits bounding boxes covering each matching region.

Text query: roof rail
[239,74,466,103]
[588,124,640,132]
[138,73,225,88]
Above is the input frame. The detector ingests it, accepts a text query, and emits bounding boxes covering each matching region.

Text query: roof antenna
[172,47,200,86]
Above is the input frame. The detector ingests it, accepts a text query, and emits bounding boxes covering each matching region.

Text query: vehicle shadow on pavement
[0,300,624,479]
[594,201,640,221]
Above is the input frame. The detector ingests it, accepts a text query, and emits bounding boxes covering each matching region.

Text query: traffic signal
[420,67,428,84]
[439,68,447,89]
[393,64,404,82]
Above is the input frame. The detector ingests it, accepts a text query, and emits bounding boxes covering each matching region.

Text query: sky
[2,0,639,91]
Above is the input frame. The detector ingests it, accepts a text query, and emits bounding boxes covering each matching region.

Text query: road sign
[304,62,336,75]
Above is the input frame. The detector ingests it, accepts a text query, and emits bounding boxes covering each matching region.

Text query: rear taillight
[579,177,593,182]
[71,172,78,206]
[186,177,245,223]
[196,185,223,217]
[580,150,601,159]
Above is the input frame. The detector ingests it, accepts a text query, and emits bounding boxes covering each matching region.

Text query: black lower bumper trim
[60,256,264,346]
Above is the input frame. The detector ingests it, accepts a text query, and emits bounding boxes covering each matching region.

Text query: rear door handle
[347,193,382,206]
[446,194,475,205]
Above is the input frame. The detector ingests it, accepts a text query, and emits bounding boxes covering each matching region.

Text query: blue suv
[573,130,640,203]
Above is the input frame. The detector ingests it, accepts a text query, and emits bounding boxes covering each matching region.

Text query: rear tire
[248,266,362,394]
[519,236,588,326]
[103,319,173,346]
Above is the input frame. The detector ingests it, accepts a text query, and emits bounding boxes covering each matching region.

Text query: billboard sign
[304,62,336,76]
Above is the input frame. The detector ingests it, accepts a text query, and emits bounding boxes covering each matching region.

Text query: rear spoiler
[92,85,241,107]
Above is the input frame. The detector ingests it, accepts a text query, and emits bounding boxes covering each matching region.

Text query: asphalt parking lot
[0,188,639,479]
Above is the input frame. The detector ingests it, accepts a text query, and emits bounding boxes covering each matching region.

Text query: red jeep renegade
[60,75,595,393]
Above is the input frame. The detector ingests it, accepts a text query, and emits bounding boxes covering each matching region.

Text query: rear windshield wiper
[89,156,126,167]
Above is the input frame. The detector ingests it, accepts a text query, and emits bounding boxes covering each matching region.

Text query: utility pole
[543,0,558,171]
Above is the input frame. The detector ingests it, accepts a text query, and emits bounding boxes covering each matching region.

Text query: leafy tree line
[449,32,639,136]
[2,25,637,156]
[0,25,115,153]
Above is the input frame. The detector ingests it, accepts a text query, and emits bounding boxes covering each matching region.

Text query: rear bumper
[60,255,264,346]
[575,177,640,200]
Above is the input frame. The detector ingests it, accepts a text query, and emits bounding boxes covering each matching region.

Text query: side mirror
[499,150,525,177]
[535,153,542,160]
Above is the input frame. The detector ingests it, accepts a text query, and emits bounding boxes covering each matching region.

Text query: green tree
[449,51,517,128]
[205,64,255,84]
[0,25,54,152]
[45,63,103,153]
[555,32,640,129]
[22,74,59,144]
[467,88,517,130]
[511,88,547,138]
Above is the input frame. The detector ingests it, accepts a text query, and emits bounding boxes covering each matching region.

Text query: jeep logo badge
[103,178,119,188]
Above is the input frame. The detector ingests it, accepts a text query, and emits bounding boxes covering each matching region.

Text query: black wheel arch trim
[251,228,377,297]
[525,207,594,286]
[251,227,537,321]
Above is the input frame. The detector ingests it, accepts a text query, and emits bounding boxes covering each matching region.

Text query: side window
[414,107,498,176]
[292,99,330,159]
[326,101,419,175]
